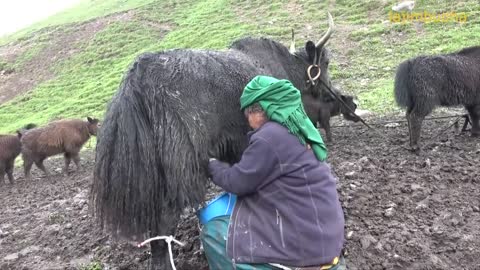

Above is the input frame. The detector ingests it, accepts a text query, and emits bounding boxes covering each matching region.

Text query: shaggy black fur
[394,46,480,151]
[92,28,335,269]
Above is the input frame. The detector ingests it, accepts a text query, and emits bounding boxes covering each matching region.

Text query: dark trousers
[199,216,347,270]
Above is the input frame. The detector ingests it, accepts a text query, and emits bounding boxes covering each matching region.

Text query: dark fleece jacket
[209,121,345,267]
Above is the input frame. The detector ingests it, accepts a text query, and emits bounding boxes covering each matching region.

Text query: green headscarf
[240,75,328,161]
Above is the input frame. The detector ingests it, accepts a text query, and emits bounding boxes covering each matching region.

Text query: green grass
[332,0,480,112]
[80,261,103,270]
[0,0,158,46]
[0,59,15,73]
[1,0,480,134]
[145,0,256,51]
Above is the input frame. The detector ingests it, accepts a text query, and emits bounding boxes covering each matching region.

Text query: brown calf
[0,134,21,184]
[0,124,37,184]
[21,117,100,180]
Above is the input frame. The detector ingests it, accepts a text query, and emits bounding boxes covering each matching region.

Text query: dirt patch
[328,114,480,270]
[1,115,479,269]
[0,10,136,105]
[0,151,147,270]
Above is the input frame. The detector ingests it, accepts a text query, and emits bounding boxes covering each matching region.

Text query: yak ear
[87,116,93,123]
[305,41,316,62]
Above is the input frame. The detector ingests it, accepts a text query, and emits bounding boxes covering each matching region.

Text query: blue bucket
[197,192,237,225]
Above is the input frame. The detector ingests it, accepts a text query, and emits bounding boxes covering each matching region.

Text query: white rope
[269,263,293,270]
[138,235,185,270]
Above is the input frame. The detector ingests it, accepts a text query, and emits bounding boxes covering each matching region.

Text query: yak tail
[91,57,206,239]
[394,60,413,109]
[16,123,37,138]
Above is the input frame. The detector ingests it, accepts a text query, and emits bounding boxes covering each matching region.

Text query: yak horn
[315,12,334,48]
[289,29,296,54]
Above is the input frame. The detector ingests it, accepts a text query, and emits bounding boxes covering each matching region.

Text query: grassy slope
[0,0,479,134]
[0,0,157,46]
[342,0,480,113]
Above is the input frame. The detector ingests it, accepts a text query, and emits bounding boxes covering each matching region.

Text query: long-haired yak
[92,13,336,269]
[394,46,480,152]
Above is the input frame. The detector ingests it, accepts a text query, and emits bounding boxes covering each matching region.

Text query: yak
[394,46,480,152]
[21,117,100,180]
[92,13,336,270]
[0,124,36,185]
[303,86,360,142]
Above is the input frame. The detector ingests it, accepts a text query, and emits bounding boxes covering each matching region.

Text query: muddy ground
[1,114,479,270]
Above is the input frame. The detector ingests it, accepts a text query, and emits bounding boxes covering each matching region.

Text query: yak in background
[303,86,360,142]
[21,117,100,180]
[394,46,480,152]
[0,124,36,185]
[92,13,337,270]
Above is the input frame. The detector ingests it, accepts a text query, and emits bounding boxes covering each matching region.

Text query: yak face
[87,117,100,136]
[289,12,334,99]
[340,95,360,122]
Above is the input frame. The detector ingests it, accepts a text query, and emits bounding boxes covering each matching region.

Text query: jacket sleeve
[208,136,279,196]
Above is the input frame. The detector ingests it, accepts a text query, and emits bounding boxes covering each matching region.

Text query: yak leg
[407,111,426,153]
[466,105,480,136]
[6,159,15,184]
[149,207,180,270]
[149,226,177,270]
[64,153,72,176]
[23,157,34,181]
[461,114,471,132]
[72,153,81,171]
[0,164,5,185]
[34,158,50,179]
[319,113,332,142]
[317,108,332,142]
[406,111,413,147]
[150,241,173,270]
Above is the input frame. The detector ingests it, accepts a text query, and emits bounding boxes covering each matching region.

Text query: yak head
[339,95,361,122]
[289,12,334,99]
[87,117,100,136]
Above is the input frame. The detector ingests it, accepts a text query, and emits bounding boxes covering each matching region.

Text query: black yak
[21,117,100,180]
[0,124,36,185]
[394,46,480,151]
[302,86,360,141]
[92,13,336,270]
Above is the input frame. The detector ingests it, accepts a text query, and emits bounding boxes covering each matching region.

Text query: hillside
[0,0,479,134]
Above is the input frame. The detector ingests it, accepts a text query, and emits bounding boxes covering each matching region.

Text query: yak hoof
[410,145,421,155]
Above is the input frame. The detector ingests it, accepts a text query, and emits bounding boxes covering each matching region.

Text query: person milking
[201,75,347,270]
